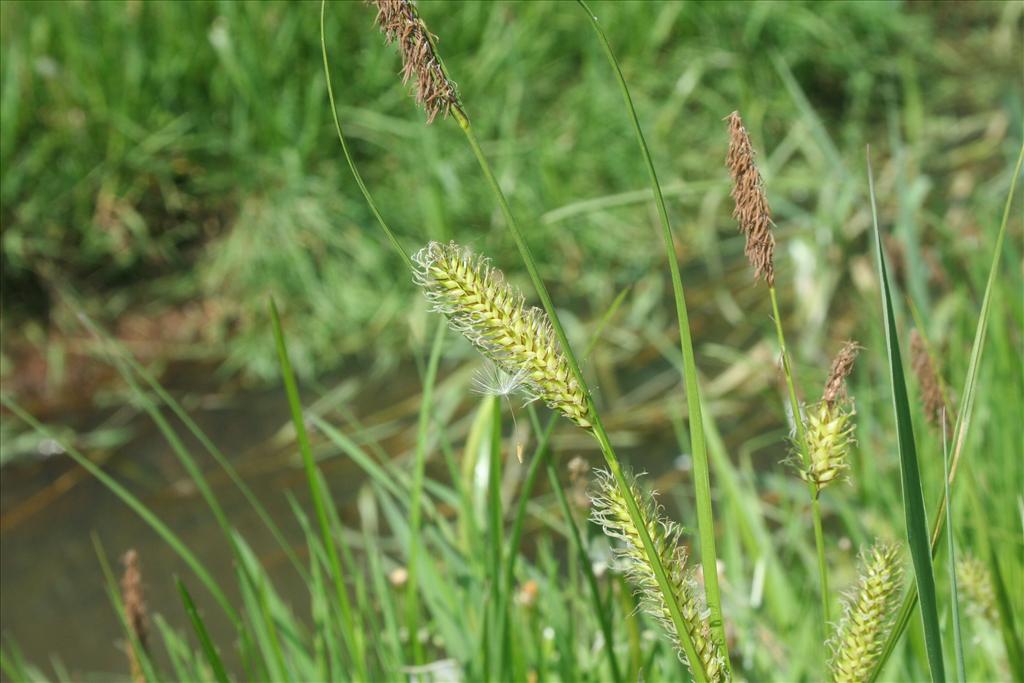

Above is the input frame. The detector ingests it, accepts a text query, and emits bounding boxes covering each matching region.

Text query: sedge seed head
[957,553,998,624]
[801,401,855,495]
[413,241,590,428]
[590,469,726,681]
[725,111,775,287]
[830,542,903,683]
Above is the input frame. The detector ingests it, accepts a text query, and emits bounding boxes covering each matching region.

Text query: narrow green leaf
[575,2,728,668]
[943,420,966,683]
[176,577,231,683]
[867,150,945,682]
[869,142,1024,682]
[269,299,365,681]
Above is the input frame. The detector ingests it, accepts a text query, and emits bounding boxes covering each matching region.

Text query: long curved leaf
[867,149,945,682]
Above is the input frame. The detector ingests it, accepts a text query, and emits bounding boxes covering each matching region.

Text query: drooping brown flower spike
[370,0,462,124]
[726,111,775,287]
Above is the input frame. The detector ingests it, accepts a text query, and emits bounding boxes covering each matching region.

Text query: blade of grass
[942,413,965,683]
[176,577,231,683]
[487,396,504,678]
[320,0,411,271]
[269,299,366,681]
[867,148,945,682]
[405,318,446,666]
[575,1,728,664]
[868,142,1024,682]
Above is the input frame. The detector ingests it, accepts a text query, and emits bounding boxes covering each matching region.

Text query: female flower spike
[413,241,591,428]
[830,542,903,683]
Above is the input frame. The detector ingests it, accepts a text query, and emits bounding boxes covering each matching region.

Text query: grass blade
[869,142,1024,682]
[575,1,728,664]
[943,415,965,683]
[406,318,446,665]
[867,149,945,682]
[176,577,231,683]
[269,299,366,681]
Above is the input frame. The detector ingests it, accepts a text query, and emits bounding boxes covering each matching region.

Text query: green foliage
[1,2,1021,683]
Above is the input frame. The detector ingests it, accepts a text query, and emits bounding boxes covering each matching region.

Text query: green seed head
[590,469,727,681]
[957,554,998,624]
[830,542,903,683]
[413,241,591,428]
[802,401,855,494]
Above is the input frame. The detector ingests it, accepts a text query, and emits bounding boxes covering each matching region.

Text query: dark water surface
[0,374,397,679]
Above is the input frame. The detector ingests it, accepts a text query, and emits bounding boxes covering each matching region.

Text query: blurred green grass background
[0,1,1022,680]
[2,0,1018,383]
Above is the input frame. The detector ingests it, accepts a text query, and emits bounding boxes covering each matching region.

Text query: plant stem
[769,286,831,633]
[575,1,728,663]
[405,318,446,665]
[453,109,709,683]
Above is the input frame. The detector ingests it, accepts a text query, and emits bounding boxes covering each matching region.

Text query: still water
[0,375,392,678]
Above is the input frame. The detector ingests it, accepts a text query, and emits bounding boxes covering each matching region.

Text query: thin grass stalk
[175,577,231,683]
[575,1,728,664]
[487,396,505,678]
[405,318,446,666]
[868,141,1024,681]
[765,156,832,639]
[943,414,966,683]
[319,1,412,271]
[443,91,712,681]
[269,300,367,681]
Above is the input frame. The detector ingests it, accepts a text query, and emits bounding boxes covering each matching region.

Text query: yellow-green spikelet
[802,401,855,495]
[830,542,903,683]
[591,469,726,681]
[413,241,591,428]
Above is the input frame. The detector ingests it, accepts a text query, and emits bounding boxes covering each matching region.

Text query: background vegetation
[1,1,1020,682]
